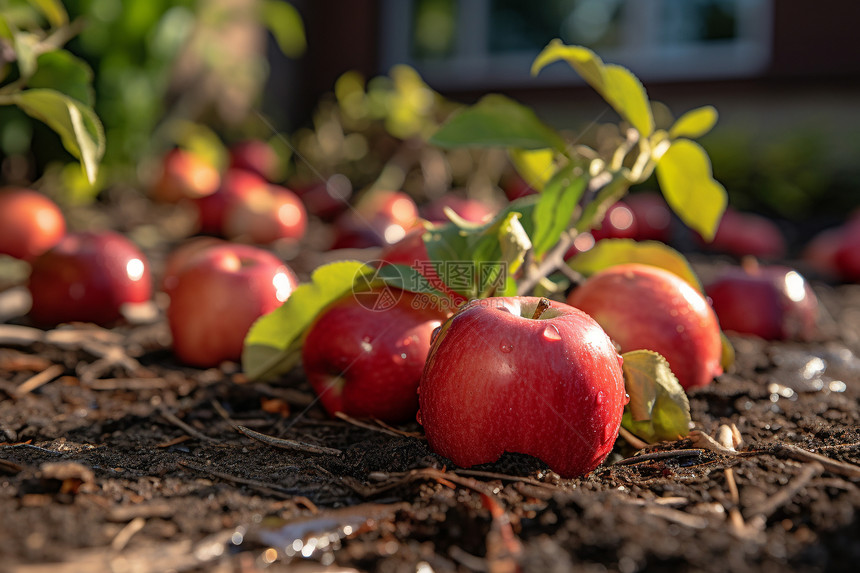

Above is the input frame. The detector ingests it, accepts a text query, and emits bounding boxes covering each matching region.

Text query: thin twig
[613,449,706,467]
[618,426,649,451]
[745,462,823,520]
[14,364,64,397]
[159,408,220,443]
[178,460,299,499]
[455,468,558,490]
[777,443,860,479]
[111,517,146,551]
[235,425,342,456]
[334,411,413,439]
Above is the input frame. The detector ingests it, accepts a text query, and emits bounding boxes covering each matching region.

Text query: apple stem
[531,298,551,320]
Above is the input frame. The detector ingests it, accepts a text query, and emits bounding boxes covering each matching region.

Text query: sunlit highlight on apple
[273,270,293,302]
[126,258,145,281]
[784,271,807,302]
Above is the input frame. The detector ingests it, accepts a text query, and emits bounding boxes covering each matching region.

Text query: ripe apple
[834,217,860,282]
[419,195,496,224]
[591,201,638,241]
[625,192,673,243]
[151,148,220,203]
[192,169,266,235]
[331,190,419,249]
[704,208,786,259]
[161,236,226,295]
[705,262,818,341]
[167,244,297,367]
[802,227,843,278]
[223,183,307,244]
[301,289,448,423]
[28,231,152,326]
[567,263,722,390]
[501,173,537,201]
[229,139,281,182]
[418,296,626,478]
[0,187,66,261]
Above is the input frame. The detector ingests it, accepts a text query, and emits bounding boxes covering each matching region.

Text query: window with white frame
[379,0,773,90]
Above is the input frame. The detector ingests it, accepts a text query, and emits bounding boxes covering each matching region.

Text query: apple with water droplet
[705,261,818,341]
[302,288,448,423]
[167,244,297,367]
[28,231,151,326]
[418,297,626,478]
[567,264,722,390]
[0,187,66,261]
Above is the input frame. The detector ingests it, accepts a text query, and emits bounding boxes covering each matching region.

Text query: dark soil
[1,216,858,572]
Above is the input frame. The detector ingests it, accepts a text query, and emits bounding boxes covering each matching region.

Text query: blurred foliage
[0,0,304,202]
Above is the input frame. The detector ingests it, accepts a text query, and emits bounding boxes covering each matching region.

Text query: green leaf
[242,261,372,381]
[567,239,703,291]
[0,88,104,183]
[429,94,566,151]
[260,0,306,58]
[12,30,39,78]
[29,0,68,28]
[621,350,691,443]
[423,196,539,298]
[655,139,727,241]
[28,50,94,106]
[373,263,447,298]
[669,105,718,139]
[531,165,586,257]
[508,148,556,192]
[532,40,654,137]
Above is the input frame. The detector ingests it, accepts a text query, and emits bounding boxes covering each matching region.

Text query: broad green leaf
[621,350,691,443]
[429,94,566,151]
[669,105,718,139]
[509,148,555,191]
[260,0,306,58]
[1,88,104,183]
[28,51,94,106]
[531,165,586,257]
[29,0,68,28]
[532,40,654,137]
[12,30,38,78]
[373,263,447,298]
[242,261,372,381]
[655,139,727,241]
[567,239,703,291]
[496,212,532,277]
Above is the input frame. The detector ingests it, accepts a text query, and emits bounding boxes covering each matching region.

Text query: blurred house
[273,0,860,219]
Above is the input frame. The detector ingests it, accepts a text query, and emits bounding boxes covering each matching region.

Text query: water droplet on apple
[595,390,606,405]
[542,324,562,341]
[499,342,514,353]
[669,308,679,317]
[415,409,423,425]
[360,340,373,353]
[623,393,631,405]
[602,422,617,444]
[676,324,685,333]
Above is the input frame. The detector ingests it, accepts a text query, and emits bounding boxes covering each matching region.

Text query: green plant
[0,0,105,183]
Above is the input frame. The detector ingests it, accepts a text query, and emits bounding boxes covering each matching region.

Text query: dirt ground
[1,218,858,572]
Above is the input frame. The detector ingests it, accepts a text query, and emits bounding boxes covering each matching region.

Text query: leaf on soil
[621,350,691,444]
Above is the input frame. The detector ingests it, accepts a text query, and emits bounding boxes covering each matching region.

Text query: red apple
[223,184,307,244]
[567,263,722,390]
[705,262,818,341]
[834,218,860,282]
[625,192,673,243]
[705,208,786,259]
[420,195,496,224]
[591,201,638,241]
[151,148,220,203]
[331,190,419,249]
[28,231,151,326]
[418,296,625,478]
[167,244,297,367]
[161,236,226,295]
[301,288,448,423]
[501,173,537,201]
[802,227,843,278]
[192,169,266,235]
[229,139,281,182]
[292,179,351,221]
[0,188,66,261]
